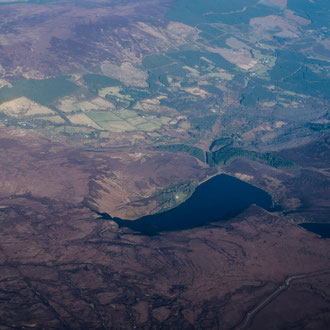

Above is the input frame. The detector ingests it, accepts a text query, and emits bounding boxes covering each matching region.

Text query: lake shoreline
[95,173,273,235]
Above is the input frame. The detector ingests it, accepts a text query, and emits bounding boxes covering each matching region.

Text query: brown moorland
[0,199,329,329]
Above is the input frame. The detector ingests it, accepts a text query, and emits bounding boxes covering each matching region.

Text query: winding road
[233,269,330,330]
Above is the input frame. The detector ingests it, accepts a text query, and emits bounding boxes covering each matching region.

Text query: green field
[0,77,78,107]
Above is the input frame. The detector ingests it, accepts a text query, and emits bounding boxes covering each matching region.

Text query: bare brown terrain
[248,272,330,330]
[0,0,329,328]
[0,128,213,219]
[0,199,329,329]
[0,127,329,329]
[0,0,178,79]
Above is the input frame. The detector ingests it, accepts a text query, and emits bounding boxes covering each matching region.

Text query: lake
[98,174,273,235]
[299,223,330,239]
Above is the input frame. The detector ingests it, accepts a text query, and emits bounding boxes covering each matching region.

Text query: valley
[0,0,329,328]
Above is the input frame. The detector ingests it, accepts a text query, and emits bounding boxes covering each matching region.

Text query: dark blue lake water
[98,174,273,235]
[299,223,330,239]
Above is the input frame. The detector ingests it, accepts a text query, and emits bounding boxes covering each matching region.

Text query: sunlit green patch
[136,122,161,131]
[87,111,122,122]
[126,116,148,126]
[116,109,139,119]
[96,121,136,132]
